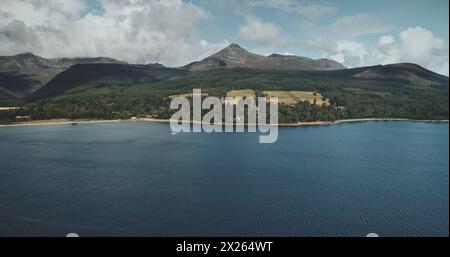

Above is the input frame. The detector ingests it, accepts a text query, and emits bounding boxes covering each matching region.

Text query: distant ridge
[31,63,190,99]
[352,63,448,82]
[0,53,125,97]
[183,43,346,72]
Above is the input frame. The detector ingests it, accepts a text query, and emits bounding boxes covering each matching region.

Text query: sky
[0,0,448,75]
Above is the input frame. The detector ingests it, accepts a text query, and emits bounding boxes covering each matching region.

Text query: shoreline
[0,118,448,128]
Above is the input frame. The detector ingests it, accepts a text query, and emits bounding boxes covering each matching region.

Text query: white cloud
[238,17,288,46]
[325,27,449,76]
[296,15,448,75]
[248,0,336,18]
[0,0,228,67]
[297,14,393,55]
[278,51,296,56]
[329,14,391,38]
[328,41,368,67]
[378,35,395,46]
[398,27,444,62]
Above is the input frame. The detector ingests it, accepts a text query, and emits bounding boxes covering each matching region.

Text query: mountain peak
[14,52,46,62]
[16,52,37,57]
[184,44,346,72]
[215,43,252,56]
[226,43,244,50]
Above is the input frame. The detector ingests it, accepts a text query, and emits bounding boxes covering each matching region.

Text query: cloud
[299,14,392,52]
[325,27,449,75]
[328,14,392,38]
[378,35,394,46]
[238,17,288,46]
[290,14,449,75]
[0,0,228,66]
[398,27,445,62]
[248,0,336,18]
[0,19,43,53]
[328,41,368,67]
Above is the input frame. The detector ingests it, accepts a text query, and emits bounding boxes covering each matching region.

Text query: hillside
[152,64,448,93]
[31,61,449,100]
[0,53,125,98]
[0,87,15,99]
[183,44,346,71]
[32,63,190,99]
[352,63,448,82]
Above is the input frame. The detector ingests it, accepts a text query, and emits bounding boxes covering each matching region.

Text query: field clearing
[263,91,330,106]
[0,107,20,111]
[167,92,209,99]
[227,89,256,98]
[290,91,330,106]
[262,91,297,105]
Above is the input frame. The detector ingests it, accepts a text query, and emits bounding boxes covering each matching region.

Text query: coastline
[0,117,448,128]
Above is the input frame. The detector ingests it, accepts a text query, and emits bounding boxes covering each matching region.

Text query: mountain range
[0,43,448,101]
[0,44,346,99]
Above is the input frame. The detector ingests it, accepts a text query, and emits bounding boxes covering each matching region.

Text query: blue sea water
[0,121,448,237]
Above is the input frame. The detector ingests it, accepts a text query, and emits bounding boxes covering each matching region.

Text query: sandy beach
[1,117,448,128]
[0,107,20,111]
[0,119,125,127]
